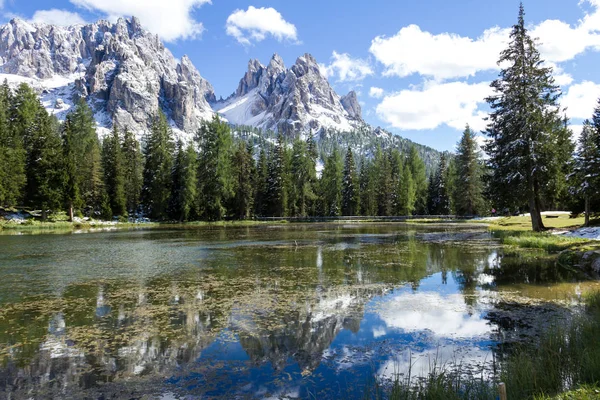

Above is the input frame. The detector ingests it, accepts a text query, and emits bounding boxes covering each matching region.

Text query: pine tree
[68,99,104,214]
[289,139,316,217]
[572,120,600,226]
[0,80,25,207]
[398,162,417,215]
[428,154,451,215]
[454,125,485,216]
[359,157,377,216]
[265,134,288,217]
[232,141,255,219]
[25,109,63,219]
[122,128,143,215]
[375,147,393,216]
[254,144,269,216]
[320,148,343,216]
[407,146,428,215]
[62,117,81,221]
[142,111,174,220]
[170,140,198,221]
[196,115,234,221]
[341,147,359,216]
[484,3,567,231]
[102,126,127,217]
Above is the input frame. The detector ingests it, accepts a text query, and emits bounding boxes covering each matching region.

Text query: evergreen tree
[289,139,316,217]
[102,126,126,217]
[170,140,198,221]
[407,146,428,215]
[62,117,81,221]
[320,148,343,216]
[254,144,269,216]
[359,158,377,216]
[232,141,255,219]
[341,147,359,216]
[68,99,104,214]
[122,128,143,215]
[454,125,485,216]
[142,112,174,220]
[375,147,393,216]
[0,80,26,207]
[571,120,600,226]
[398,162,417,215]
[196,115,234,221]
[428,154,451,215]
[484,3,568,231]
[265,134,288,217]
[24,109,63,219]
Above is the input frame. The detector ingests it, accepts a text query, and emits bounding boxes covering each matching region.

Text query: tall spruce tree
[196,115,234,221]
[375,147,393,216]
[572,120,600,226]
[265,134,288,217]
[289,139,316,217]
[170,140,198,221]
[398,161,417,215]
[359,157,377,216]
[25,109,63,219]
[0,80,25,207]
[62,117,81,221]
[484,3,568,231]
[407,146,428,215]
[428,154,451,215]
[320,148,343,216]
[254,144,269,216]
[232,141,255,219]
[122,128,143,215]
[341,147,359,216]
[142,112,174,220]
[102,126,127,217]
[454,125,485,216]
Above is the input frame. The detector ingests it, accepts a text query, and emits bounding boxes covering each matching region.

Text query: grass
[491,230,595,252]
[368,292,600,400]
[487,215,587,231]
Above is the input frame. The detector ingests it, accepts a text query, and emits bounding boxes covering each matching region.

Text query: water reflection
[0,225,589,399]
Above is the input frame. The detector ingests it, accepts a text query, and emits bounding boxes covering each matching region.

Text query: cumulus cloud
[369,87,384,98]
[31,9,86,26]
[69,0,211,42]
[319,51,373,82]
[369,0,600,81]
[226,6,298,46]
[376,81,492,131]
[561,81,600,119]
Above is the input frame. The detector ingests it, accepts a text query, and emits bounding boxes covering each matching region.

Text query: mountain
[0,17,215,137]
[213,53,363,135]
[0,16,443,171]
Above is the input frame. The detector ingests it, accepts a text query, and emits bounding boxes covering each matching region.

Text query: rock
[592,257,600,275]
[54,99,64,109]
[0,17,215,137]
[214,52,364,135]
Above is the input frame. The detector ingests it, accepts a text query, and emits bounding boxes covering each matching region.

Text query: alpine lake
[0,223,598,399]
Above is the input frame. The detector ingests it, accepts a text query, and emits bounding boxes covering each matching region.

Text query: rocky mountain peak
[341,91,362,120]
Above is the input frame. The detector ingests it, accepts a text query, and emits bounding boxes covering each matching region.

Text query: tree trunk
[528,192,544,232]
[585,195,590,227]
[69,203,74,222]
[41,209,47,222]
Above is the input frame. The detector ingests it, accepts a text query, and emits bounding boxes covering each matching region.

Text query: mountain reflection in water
[0,225,587,399]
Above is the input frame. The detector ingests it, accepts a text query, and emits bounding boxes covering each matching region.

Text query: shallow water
[0,224,596,399]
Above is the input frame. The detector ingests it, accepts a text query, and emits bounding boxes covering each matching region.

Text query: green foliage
[142,111,174,220]
[341,147,359,216]
[232,141,255,219]
[122,128,143,215]
[196,115,234,221]
[102,126,127,216]
[454,125,486,216]
[320,147,343,216]
[0,80,26,207]
[265,134,288,217]
[170,140,198,221]
[484,4,570,231]
[428,153,451,215]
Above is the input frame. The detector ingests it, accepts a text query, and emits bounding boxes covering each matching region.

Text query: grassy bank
[370,292,600,400]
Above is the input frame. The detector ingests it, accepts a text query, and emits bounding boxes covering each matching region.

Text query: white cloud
[69,0,211,42]
[225,6,298,46]
[562,81,600,119]
[369,87,384,98]
[319,51,373,82]
[369,25,509,80]
[369,1,600,81]
[376,81,492,131]
[31,9,86,26]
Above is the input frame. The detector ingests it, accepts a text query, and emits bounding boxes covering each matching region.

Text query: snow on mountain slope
[0,17,215,139]
[214,53,363,135]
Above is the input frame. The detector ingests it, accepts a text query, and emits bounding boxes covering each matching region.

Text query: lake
[0,224,597,399]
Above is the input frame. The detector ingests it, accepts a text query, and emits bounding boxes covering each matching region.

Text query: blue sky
[4,0,600,151]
